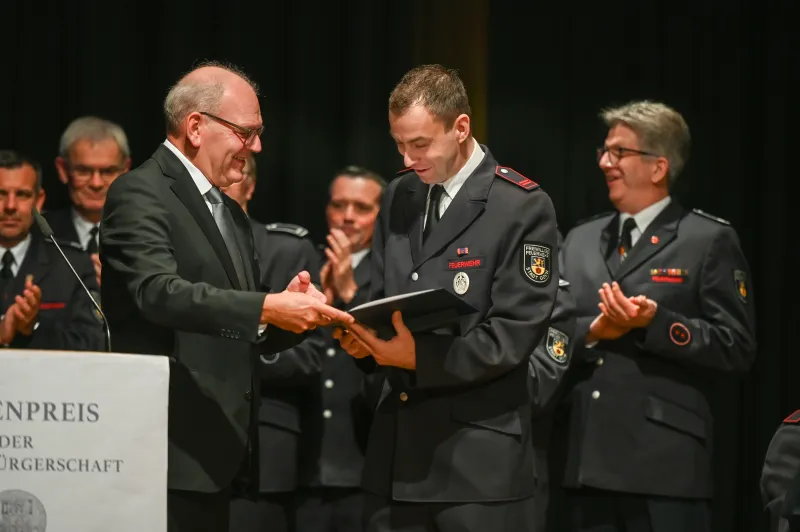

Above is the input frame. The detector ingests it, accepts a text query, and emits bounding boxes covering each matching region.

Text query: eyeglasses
[69,164,125,182]
[201,112,263,147]
[596,146,660,164]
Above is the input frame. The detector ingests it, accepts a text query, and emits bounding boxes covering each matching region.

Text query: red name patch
[651,276,684,284]
[40,302,66,310]
[447,258,483,270]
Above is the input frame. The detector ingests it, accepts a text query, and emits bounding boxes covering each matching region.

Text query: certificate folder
[347,288,478,338]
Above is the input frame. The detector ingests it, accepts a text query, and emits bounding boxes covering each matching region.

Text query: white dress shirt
[618,196,672,247]
[424,139,484,228]
[71,209,100,251]
[351,248,370,269]
[1,234,32,278]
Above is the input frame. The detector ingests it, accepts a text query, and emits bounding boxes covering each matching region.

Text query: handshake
[259,270,354,334]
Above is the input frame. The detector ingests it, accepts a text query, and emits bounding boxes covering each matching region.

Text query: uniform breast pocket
[442,255,491,309]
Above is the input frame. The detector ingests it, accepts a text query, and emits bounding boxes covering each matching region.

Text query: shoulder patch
[396,167,415,176]
[692,208,730,225]
[495,166,539,191]
[785,410,800,424]
[265,223,309,238]
[45,238,84,251]
[574,211,614,226]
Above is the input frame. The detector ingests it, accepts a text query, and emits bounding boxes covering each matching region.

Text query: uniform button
[591,390,600,400]
[323,409,332,419]
[411,272,419,281]
[399,392,408,402]
[326,348,336,357]
[244,390,252,401]
[596,358,604,366]
[324,379,334,389]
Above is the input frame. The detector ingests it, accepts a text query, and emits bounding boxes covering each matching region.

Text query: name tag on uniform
[650,268,688,284]
[446,257,484,270]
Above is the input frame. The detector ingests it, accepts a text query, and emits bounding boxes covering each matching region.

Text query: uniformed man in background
[295,165,385,532]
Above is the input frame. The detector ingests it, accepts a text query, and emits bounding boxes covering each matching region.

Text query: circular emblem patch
[453,272,470,295]
[669,322,691,346]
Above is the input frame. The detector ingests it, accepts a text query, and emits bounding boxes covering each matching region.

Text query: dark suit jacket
[552,200,757,499]
[299,251,377,488]
[357,145,559,502]
[43,208,82,248]
[1,228,103,351]
[100,145,302,494]
[248,219,326,493]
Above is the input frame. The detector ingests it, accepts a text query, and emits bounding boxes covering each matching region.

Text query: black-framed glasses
[596,146,660,164]
[68,163,126,182]
[201,112,264,147]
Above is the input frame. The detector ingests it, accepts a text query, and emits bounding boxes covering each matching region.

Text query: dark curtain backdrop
[488,4,796,532]
[1,1,796,531]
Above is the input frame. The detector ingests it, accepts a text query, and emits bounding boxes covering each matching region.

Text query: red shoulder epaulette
[396,167,415,175]
[495,166,539,191]
[784,410,800,424]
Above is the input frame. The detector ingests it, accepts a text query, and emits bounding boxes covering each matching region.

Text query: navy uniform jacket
[552,201,757,499]
[299,250,376,488]
[43,208,82,248]
[2,228,103,351]
[357,145,560,502]
[249,220,326,493]
[762,410,800,532]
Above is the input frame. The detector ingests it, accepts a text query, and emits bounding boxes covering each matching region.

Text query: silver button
[596,358,604,366]
[324,379,334,389]
[591,390,600,400]
[411,272,419,281]
[326,348,336,357]
[323,409,332,419]
[500,168,509,174]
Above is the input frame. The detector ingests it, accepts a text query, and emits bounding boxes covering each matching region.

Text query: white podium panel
[0,350,169,532]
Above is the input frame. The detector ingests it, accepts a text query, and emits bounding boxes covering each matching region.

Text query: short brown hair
[388,65,471,130]
[601,100,691,183]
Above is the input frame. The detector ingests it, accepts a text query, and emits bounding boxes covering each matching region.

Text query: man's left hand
[598,282,657,329]
[346,311,416,369]
[286,270,327,303]
[11,275,42,335]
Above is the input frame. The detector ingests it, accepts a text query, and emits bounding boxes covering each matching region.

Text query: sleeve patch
[546,327,570,365]
[521,242,552,286]
[496,166,539,191]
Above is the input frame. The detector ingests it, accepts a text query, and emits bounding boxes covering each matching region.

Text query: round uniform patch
[0,489,47,531]
[669,322,691,346]
[453,272,470,295]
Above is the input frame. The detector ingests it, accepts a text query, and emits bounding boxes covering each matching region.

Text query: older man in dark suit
[100,61,352,532]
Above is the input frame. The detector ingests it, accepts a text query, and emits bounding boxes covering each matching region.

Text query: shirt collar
[163,139,213,197]
[435,138,484,199]
[71,207,98,243]
[2,233,32,269]
[619,196,672,236]
[351,248,370,269]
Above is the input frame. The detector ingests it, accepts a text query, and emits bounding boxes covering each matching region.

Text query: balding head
[164,61,259,136]
[163,60,264,188]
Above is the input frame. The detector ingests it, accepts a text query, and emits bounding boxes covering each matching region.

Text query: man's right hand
[260,291,353,333]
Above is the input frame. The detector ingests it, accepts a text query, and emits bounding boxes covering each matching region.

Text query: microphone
[32,208,111,352]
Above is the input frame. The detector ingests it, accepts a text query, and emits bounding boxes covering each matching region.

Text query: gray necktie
[204,187,248,289]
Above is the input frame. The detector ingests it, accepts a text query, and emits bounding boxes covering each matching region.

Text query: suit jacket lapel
[154,145,243,290]
[615,201,683,281]
[405,178,427,266]
[411,146,493,271]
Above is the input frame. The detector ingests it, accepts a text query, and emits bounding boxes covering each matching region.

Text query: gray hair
[600,100,691,183]
[59,116,130,162]
[163,60,259,136]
